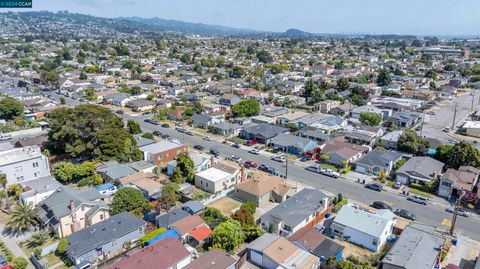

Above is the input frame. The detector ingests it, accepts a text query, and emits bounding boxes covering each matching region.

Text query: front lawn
[320,163,340,172]
[408,188,432,198]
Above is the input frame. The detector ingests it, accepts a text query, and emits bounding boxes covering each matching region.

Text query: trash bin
[325,212,331,218]
[452,238,458,246]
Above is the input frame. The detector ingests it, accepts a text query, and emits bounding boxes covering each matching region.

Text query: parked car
[271,155,286,163]
[426,111,435,115]
[153,131,162,136]
[161,134,171,139]
[161,123,170,128]
[203,136,212,141]
[446,207,471,217]
[232,143,241,148]
[144,119,159,125]
[394,209,416,221]
[406,195,429,205]
[306,166,321,173]
[227,155,243,163]
[246,140,257,146]
[185,130,194,136]
[442,127,451,132]
[300,155,312,162]
[372,201,392,211]
[142,111,151,115]
[210,149,220,157]
[0,135,12,142]
[175,127,185,133]
[248,148,260,155]
[258,164,276,174]
[321,169,340,178]
[115,110,124,114]
[365,183,383,192]
[193,145,205,151]
[244,160,258,168]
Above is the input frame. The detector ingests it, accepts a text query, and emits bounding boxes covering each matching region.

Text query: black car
[161,123,170,128]
[372,201,392,211]
[365,183,383,192]
[144,119,159,125]
[300,155,312,162]
[153,131,162,136]
[161,134,171,139]
[394,209,416,221]
[210,149,220,157]
[193,145,205,151]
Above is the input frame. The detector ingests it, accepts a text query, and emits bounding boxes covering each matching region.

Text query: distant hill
[283,28,317,37]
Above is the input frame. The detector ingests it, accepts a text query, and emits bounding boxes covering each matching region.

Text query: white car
[446,207,471,217]
[227,155,243,163]
[321,169,340,178]
[203,136,212,141]
[248,148,260,155]
[271,155,286,163]
[426,111,435,115]
[442,127,451,132]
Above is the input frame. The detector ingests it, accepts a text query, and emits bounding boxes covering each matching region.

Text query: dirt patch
[209,197,242,216]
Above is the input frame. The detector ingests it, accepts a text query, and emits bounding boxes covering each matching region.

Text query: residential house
[191,114,223,130]
[321,137,370,167]
[239,124,289,144]
[296,126,331,143]
[103,93,130,106]
[234,173,297,206]
[380,130,403,149]
[330,103,356,117]
[461,121,480,138]
[389,111,423,129]
[209,121,242,136]
[19,176,62,206]
[67,212,146,266]
[167,109,185,121]
[107,237,191,269]
[270,133,317,156]
[276,111,310,126]
[315,100,341,114]
[0,146,50,184]
[118,173,163,199]
[37,187,110,238]
[156,208,191,228]
[438,166,479,198]
[239,88,269,103]
[351,105,389,119]
[382,224,444,269]
[194,162,241,193]
[181,200,205,215]
[183,248,236,269]
[344,129,379,146]
[167,153,211,176]
[96,162,137,182]
[14,135,48,148]
[289,227,344,261]
[139,141,188,166]
[260,189,331,237]
[245,233,320,269]
[395,157,444,185]
[170,215,212,247]
[126,99,155,112]
[330,205,396,252]
[95,183,118,197]
[218,93,241,106]
[354,149,404,175]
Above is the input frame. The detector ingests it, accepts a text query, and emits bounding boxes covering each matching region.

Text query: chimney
[240,165,246,182]
[210,155,215,168]
[69,200,75,210]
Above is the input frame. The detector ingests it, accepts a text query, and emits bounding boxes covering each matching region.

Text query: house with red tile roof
[107,237,191,269]
[170,215,212,247]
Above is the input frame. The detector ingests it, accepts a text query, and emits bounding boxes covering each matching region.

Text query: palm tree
[0,173,9,210]
[376,171,388,183]
[6,202,39,233]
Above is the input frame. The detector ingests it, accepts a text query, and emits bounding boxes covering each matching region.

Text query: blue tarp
[144,229,180,246]
[427,148,437,155]
[95,183,115,191]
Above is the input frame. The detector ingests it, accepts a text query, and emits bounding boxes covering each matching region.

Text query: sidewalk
[0,224,34,269]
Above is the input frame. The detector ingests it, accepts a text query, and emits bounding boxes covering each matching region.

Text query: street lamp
[449,189,466,236]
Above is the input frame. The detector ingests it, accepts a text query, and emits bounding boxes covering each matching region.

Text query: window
[283,225,292,232]
[372,239,378,246]
[34,172,40,178]
[157,156,163,161]
[32,162,39,168]
[206,182,209,187]
[138,227,143,232]
[100,214,104,220]
[112,240,117,246]
[442,181,452,187]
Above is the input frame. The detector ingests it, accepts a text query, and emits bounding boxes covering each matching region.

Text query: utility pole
[451,102,458,130]
[450,190,466,236]
[420,109,425,137]
[285,151,288,180]
[471,89,475,112]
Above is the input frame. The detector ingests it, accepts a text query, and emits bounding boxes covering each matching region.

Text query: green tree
[202,207,227,228]
[84,88,97,102]
[232,208,254,226]
[243,224,264,242]
[79,71,87,80]
[51,161,97,183]
[359,112,382,126]
[303,79,318,98]
[180,53,193,64]
[232,99,260,117]
[256,50,273,63]
[397,130,430,154]
[110,187,151,215]
[435,145,453,163]
[240,202,257,214]
[211,220,245,252]
[375,171,388,183]
[336,78,350,91]
[0,97,24,121]
[56,238,69,255]
[47,105,141,162]
[158,183,180,211]
[444,142,480,169]
[127,120,142,134]
[12,257,28,269]
[230,66,245,78]
[171,154,195,184]
[6,202,38,232]
[376,70,392,86]
[0,173,9,210]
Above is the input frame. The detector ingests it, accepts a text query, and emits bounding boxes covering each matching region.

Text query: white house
[0,146,50,185]
[331,205,396,252]
[19,176,62,206]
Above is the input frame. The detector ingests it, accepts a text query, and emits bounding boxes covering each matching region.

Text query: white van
[407,195,429,205]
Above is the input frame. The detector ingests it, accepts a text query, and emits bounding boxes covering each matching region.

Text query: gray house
[67,212,146,266]
[354,149,404,175]
[395,157,444,185]
[382,224,444,269]
[380,130,403,149]
[389,112,422,129]
[239,124,289,144]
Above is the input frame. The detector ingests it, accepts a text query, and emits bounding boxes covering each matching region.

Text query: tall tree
[0,97,24,121]
[127,120,142,135]
[110,187,151,215]
[445,142,480,169]
[171,154,195,184]
[232,100,260,118]
[0,173,9,210]
[211,220,245,252]
[376,70,392,86]
[397,130,429,154]
[359,112,382,126]
[6,202,38,232]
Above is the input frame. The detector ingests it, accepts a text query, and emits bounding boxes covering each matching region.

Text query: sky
[14,0,480,35]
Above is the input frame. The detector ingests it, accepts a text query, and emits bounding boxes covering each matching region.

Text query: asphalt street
[126,113,480,241]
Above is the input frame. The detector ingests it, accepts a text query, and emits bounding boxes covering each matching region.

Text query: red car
[244,160,258,168]
[246,140,257,146]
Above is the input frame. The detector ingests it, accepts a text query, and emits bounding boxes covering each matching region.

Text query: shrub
[56,238,68,255]
[12,257,28,269]
[341,165,351,174]
[240,202,257,215]
[410,183,431,193]
[77,178,89,187]
[140,227,168,243]
[33,248,42,259]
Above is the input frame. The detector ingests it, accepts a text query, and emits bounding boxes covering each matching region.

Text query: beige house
[234,173,297,206]
[195,165,241,194]
[37,187,110,238]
